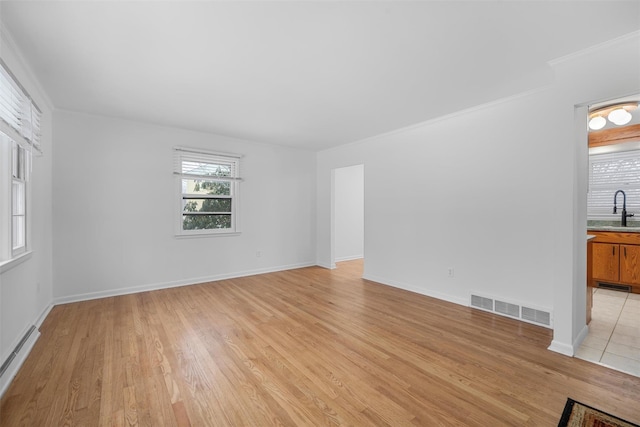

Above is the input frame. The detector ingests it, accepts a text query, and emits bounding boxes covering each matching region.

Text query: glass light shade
[588,115,606,130]
[608,108,632,126]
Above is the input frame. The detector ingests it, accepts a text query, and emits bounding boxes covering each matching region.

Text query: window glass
[175,149,240,235]
[10,142,27,255]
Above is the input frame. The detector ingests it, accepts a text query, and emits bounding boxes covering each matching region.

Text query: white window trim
[12,142,28,257]
[0,136,33,265]
[0,59,39,268]
[173,147,242,237]
[0,250,32,273]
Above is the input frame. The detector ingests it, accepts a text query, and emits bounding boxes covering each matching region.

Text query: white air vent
[471,295,493,311]
[521,306,551,326]
[470,293,552,328]
[495,300,520,318]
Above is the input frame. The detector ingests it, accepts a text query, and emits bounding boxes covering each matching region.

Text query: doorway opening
[331,164,364,269]
[577,94,640,377]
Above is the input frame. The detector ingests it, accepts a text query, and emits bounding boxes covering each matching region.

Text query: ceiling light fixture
[589,102,638,130]
[588,116,606,130]
[608,108,632,126]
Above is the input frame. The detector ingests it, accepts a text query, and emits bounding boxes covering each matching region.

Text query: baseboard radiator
[0,325,36,379]
[470,294,552,328]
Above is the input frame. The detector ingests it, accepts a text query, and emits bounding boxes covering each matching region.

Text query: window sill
[175,231,241,239]
[0,251,33,274]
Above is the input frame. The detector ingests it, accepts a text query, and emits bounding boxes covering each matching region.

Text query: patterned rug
[558,398,639,427]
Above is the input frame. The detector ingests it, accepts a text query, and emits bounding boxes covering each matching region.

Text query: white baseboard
[316,262,336,270]
[54,261,316,305]
[362,273,468,307]
[548,340,575,357]
[547,324,589,357]
[36,303,54,328]
[573,324,589,353]
[335,255,364,262]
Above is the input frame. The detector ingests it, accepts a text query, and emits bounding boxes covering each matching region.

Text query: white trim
[174,231,241,239]
[548,30,640,67]
[316,261,336,270]
[548,340,575,357]
[174,145,243,159]
[335,255,363,262]
[53,262,316,305]
[35,304,54,328]
[0,250,32,273]
[318,85,552,155]
[572,324,590,356]
[362,273,469,307]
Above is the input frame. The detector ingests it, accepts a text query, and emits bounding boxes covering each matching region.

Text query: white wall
[334,164,364,262]
[53,111,316,301]
[316,32,640,355]
[0,29,54,393]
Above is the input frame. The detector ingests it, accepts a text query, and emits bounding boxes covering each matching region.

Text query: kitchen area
[576,96,640,376]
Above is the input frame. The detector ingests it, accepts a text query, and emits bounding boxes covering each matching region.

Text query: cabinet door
[592,243,619,282]
[620,245,640,285]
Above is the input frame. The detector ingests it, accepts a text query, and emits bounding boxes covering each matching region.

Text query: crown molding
[0,23,54,111]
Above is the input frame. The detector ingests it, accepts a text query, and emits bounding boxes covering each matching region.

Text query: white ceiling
[2,1,640,151]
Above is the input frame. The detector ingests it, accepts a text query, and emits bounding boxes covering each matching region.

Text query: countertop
[587,226,640,233]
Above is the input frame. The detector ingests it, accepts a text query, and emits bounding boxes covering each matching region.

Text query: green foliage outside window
[183,180,232,230]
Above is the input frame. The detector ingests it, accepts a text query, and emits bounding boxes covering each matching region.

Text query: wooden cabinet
[589,231,640,293]
[592,243,619,282]
[592,242,640,285]
[620,244,640,285]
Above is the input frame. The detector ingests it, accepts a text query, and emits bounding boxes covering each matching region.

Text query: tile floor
[576,288,640,377]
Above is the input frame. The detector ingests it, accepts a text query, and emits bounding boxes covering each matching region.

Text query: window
[588,148,640,219]
[12,141,28,255]
[0,59,41,267]
[174,147,241,236]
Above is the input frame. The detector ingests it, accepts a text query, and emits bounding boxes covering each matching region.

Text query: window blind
[0,59,42,154]
[588,149,640,218]
[173,147,242,181]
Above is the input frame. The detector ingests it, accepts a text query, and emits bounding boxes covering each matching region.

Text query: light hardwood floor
[2,260,639,426]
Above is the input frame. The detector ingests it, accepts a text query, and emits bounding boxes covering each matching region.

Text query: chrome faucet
[613,190,634,226]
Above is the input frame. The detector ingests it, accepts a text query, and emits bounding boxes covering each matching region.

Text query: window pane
[182,179,230,196]
[12,142,24,179]
[182,198,231,213]
[182,214,231,230]
[12,215,25,249]
[12,180,25,215]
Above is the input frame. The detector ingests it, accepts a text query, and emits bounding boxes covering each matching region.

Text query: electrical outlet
[448,268,454,278]
[256,251,262,258]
